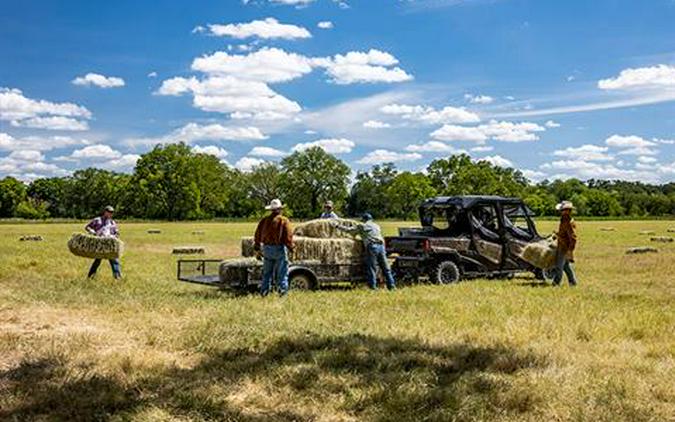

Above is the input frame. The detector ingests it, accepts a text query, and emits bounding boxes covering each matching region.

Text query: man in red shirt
[254,199,294,296]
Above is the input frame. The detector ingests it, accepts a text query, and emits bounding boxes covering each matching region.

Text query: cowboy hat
[265,198,284,210]
[555,200,575,211]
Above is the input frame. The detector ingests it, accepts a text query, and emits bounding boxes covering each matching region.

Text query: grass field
[0,220,673,421]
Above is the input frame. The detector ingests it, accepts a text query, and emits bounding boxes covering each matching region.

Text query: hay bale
[19,235,43,241]
[172,246,205,255]
[599,227,615,232]
[192,230,205,235]
[293,218,360,239]
[626,247,658,254]
[639,230,656,235]
[667,228,675,233]
[240,236,363,263]
[650,236,673,243]
[219,257,261,284]
[519,238,557,269]
[147,229,162,234]
[68,233,124,260]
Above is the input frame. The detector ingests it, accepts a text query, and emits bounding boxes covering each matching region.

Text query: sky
[1,0,674,183]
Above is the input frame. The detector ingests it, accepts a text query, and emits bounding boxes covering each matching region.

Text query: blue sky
[1,0,674,182]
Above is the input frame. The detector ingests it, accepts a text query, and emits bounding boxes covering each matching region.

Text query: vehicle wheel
[289,272,316,290]
[432,261,461,284]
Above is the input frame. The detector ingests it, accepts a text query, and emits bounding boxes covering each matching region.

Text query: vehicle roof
[420,195,526,209]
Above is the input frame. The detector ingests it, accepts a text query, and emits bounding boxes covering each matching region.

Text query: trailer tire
[432,260,461,284]
[289,272,316,290]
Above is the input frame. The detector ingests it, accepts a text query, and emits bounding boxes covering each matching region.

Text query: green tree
[280,147,351,218]
[27,177,69,217]
[348,163,398,218]
[386,172,437,219]
[585,189,622,216]
[0,177,27,217]
[63,168,129,218]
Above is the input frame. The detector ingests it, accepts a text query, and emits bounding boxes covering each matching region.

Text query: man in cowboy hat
[553,200,578,286]
[254,199,294,296]
[85,205,122,279]
[333,213,395,290]
[320,200,339,219]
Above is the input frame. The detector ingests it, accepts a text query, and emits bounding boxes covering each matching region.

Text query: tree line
[0,143,673,220]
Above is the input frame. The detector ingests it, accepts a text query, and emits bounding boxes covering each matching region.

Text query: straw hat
[265,199,284,210]
[555,200,575,211]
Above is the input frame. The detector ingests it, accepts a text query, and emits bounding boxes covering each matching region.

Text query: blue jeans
[88,259,121,279]
[365,243,395,290]
[261,245,289,295]
[552,250,577,286]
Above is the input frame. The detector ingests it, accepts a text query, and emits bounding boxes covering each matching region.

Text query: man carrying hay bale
[320,200,339,219]
[85,206,122,279]
[552,201,578,287]
[254,199,294,297]
[333,213,395,290]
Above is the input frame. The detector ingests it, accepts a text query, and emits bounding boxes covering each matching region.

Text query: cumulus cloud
[100,154,141,171]
[125,123,267,147]
[539,159,658,182]
[313,49,413,84]
[70,144,121,160]
[72,73,125,88]
[470,145,493,152]
[201,18,311,40]
[192,145,230,159]
[405,141,466,153]
[249,146,287,157]
[476,155,513,168]
[545,120,561,128]
[553,144,613,161]
[605,135,658,156]
[431,120,545,143]
[380,103,480,125]
[0,149,70,180]
[521,169,547,181]
[317,21,334,29]
[292,138,355,154]
[0,87,91,131]
[598,64,675,91]
[235,156,266,172]
[357,149,422,164]
[0,133,90,152]
[464,94,494,104]
[363,120,391,129]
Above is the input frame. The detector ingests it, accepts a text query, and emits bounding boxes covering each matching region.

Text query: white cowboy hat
[555,200,575,211]
[265,198,284,210]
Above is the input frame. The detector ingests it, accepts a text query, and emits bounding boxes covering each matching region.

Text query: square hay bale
[650,236,673,243]
[293,218,360,239]
[639,230,656,235]
[68,233,124,260]
[19,235,43,241]
[626,247,658,254]
[667,228,675,233]
[219,258,261,284]
[599,227,616,232]
[147,229,162,234]
[240,236,363,264]
[519,238,557,269]
[172,246,205,255]
[192,230,205,235]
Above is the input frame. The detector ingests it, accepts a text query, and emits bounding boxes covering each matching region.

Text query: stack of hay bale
[519,237,558,269]
[240,218,364,264]
[68,233,124,260]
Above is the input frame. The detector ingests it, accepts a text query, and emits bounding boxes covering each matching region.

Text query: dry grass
[0,220,673,421]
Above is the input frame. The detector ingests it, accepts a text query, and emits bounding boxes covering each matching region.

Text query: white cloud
[11,116,89,131]
[617,147,658,156]
[317,21,334,29]
[637,156,657,164]
[540,159,658,182]
[598,64,675,91]
[655,138,674,145]
[235,156,266,172]
[192,47,314,83]
[470,145,493,152]
[430,125,487,142]
[544,120,561,128]
[357,149,422,164]
[192,145,229,159]
[314,49,413,84]
[381,103,480,125]
[8,149,45,162]
[363,120,391,129]
[72,73,125,88]
[553,144,613,161]
[476,155,513,168]
[70,144,122,160]
[98,154,140,172]
[431,120,545,143]
[126,123,267,147]
[249,146,287,157]
[292,138,355,154]
[405,141,466,153]
[203,18,311,40]
[0,87,91,130]
[147,71,158,78]
[464,94,494,104]
[522,169,547,181]
[605,134,657,148]
[0,133,90,152]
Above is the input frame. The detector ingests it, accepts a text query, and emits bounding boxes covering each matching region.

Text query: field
[0,220,673,421]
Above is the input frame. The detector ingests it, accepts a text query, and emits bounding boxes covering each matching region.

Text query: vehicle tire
[289,272,316,290]
[432,260,461,284]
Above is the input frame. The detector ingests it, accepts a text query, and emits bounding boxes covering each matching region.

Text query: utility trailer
[177,258,368,292]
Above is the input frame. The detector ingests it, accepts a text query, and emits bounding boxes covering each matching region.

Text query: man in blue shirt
[320,200,339,219]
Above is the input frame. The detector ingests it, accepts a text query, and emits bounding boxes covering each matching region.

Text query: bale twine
[172,246,205,255]
[626,247,658,254]
[147,229,162,234]
[639,230,656,235]
[650,236,673,243]
[19,235,43,241]
[293,218,360,239]
[519,238,557,269]
[68,233,124,260]
[240,236,363,264]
